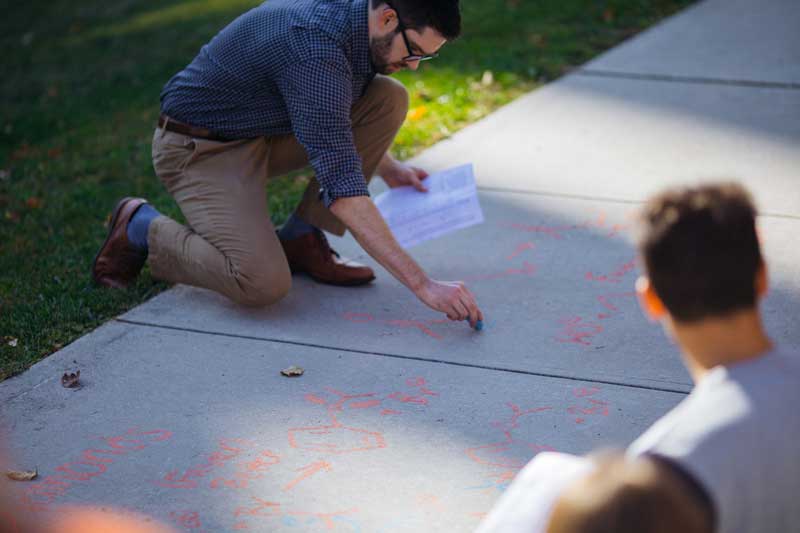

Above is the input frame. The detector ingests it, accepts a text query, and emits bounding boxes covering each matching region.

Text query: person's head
[547,454,713,533]
[635,182,766,327]
[368,0,460,74]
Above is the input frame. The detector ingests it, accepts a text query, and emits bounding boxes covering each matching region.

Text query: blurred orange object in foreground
[47,507,176,533]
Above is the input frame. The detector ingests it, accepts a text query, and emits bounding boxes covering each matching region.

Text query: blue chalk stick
[474,320,484,331]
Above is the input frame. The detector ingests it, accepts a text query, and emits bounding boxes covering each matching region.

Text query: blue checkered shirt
[160,0,376,206]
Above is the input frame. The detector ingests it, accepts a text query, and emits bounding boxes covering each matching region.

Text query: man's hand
[377,154,429,192]
[330,196,483,329]
[416,279,484,328]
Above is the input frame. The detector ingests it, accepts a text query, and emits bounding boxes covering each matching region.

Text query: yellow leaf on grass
[407,106,428,122]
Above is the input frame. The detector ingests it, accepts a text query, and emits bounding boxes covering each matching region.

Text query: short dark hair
[637,183,762,323]
[374,0,461,41]
[548,454,714,533]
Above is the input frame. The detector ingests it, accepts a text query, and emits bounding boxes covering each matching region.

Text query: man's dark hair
[548,454,714,533]
[373,0,461,40]
[637,183,762,323]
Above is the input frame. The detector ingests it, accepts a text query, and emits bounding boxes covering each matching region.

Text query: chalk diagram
[341,211,638,346]
[12,379,621,532]
[158,378,440,531]
[464,386,610,499]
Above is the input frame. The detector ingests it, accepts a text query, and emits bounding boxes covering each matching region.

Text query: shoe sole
[91,196,137,287]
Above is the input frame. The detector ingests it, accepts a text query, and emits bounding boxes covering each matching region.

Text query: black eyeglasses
[387,2,439,62]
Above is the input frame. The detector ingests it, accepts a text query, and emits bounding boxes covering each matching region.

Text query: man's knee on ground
[230,267,292,308]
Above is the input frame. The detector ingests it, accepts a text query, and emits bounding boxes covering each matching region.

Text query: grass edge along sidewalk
[0,0,693,380]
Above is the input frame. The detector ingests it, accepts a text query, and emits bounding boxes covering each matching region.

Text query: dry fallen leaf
[6,468,37,481]
[61,370,81,388]
[280,366,304,377]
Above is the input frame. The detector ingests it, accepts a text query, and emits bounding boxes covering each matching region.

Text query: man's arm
[330,196,483,327]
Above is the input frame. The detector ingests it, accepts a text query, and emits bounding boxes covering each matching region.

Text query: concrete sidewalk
[2,0,799,531]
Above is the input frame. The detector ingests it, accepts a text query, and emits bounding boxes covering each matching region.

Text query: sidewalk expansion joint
[116,318,690,396]
[576,69,800,91]
[477,186,800,221]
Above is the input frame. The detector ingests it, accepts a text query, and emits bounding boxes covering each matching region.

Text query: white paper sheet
[476,452,595,533]
[374,163,484,249]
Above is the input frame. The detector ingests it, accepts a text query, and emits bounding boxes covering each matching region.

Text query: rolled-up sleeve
[276,58,370,207]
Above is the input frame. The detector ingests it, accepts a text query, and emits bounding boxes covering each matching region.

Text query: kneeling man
[93,0,483,328]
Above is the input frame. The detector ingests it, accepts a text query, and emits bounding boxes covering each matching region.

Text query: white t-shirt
[475,452,594,533]
[629,349,800,533]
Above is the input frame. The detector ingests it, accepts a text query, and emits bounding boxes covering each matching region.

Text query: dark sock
[126,203,159,252]
[278,213,316,241]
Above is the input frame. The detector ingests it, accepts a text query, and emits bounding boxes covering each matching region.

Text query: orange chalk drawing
[506,242,536,260]
[464,261,537,282]
[387,391,429,405]
[349,399,383,409]
[568,398,610,424]
[406,377,439,396]
[288,380,438,456]
[573,386,601,398]
[18,428,172,512]
[556,317,604,346]
[156,439,254,489]
[170,510,202,530]
[585,258,636,283]
[210,449,281,490]
[288,389,387,455]
[567,387,610,424]
[502,212,607,240]
[504,211,629,241]
[503,222,571,239]
[466,469,519,493]
[343,312,449,340]
[283,461,332,492]
[557,292,636,346]
[234,497,359,530]
[466,403,555,469]
[384,318,446,340]
[597,292,637,312]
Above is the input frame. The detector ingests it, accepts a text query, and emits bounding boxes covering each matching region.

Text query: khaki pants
[148,75,408,306]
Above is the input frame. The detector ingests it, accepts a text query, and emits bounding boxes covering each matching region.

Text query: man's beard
[369,31,403,74]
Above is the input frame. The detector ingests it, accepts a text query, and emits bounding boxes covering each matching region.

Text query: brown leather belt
[157,114,230,142]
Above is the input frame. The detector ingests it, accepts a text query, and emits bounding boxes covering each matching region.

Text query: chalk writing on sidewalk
[17,428,172,511]
[556,292,637,345]
[156,439,256,489]
[283,461,333,492]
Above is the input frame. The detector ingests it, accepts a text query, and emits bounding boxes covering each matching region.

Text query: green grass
[0,0,692,380]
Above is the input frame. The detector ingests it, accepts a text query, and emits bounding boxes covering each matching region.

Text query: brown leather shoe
[91,197,148,288]
[280,230,375,286]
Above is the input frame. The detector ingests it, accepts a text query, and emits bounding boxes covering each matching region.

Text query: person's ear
[378,5,399,31]
[636,276,667,321]
[755,261,768,299]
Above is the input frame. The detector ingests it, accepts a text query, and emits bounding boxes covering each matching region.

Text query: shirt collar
[350,0,373,77]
